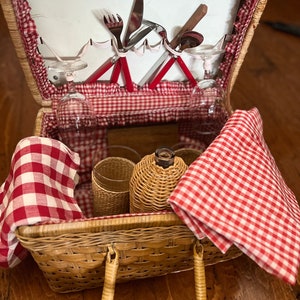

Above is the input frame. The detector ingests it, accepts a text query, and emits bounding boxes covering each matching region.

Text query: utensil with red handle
[85,21,155,85]
[149,30,204,89]
[103,13,134,92]
[138,3,208,87]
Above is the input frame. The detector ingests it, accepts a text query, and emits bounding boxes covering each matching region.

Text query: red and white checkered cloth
[168,108,300,284]
[0,136,84,268]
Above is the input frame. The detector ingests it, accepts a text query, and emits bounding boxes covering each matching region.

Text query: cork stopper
[155,147,175,168]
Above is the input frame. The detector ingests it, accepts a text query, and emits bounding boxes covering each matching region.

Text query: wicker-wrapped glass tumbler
[92,157,135,216]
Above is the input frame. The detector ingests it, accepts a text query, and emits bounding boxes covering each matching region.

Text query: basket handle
[194,241,207,300]
[101,241,207,300]
[101,245,119,300]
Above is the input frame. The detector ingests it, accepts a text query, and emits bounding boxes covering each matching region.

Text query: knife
[124,0,144,47]
[138,3,208,87]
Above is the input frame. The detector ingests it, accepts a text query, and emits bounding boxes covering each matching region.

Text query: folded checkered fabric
[168,108,300,284]
[0,136,84,268]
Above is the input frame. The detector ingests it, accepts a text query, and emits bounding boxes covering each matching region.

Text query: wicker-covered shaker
[129,147,188,213]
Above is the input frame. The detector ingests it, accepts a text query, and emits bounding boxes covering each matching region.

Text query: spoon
[149,30,204,89]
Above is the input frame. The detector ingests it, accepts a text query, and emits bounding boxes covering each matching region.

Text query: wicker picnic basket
[1,0,267,298]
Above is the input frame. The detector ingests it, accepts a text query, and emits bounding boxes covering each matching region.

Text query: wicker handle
[194,241,207,300]
[101,245,119,300]
[101,242,207,299]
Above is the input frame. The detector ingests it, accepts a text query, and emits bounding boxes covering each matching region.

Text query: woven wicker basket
[2,0,267,298]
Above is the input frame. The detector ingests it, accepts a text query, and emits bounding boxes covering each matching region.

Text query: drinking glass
[49,59,99,182]
[186,41,229,149]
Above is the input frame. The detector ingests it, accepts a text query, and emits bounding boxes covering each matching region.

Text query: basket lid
[2,0,267,109]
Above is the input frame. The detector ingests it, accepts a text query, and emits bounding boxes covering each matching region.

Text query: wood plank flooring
[1,0,300,299]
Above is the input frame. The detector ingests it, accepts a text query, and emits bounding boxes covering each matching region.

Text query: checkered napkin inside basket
[168,108,300,284]
[0,136,84,268]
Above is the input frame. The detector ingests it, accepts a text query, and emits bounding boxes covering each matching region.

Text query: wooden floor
[1,0,300,299]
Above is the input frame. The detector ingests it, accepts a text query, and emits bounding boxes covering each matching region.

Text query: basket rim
[16,211,185,238]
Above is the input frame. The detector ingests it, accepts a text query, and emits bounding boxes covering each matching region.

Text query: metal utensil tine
[103,13,133,91]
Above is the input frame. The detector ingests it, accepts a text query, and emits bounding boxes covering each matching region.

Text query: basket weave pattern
[92,157,135,216]
[15,214,242,293]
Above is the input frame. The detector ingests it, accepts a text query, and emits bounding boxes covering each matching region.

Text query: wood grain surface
[1,0,300,299]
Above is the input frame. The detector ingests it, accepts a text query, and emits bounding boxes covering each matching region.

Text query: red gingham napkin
[0,136,84,268]
[168,108,300,284]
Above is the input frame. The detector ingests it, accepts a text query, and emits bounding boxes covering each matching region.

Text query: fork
[104,14,133,92]
[104,14,124,50]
